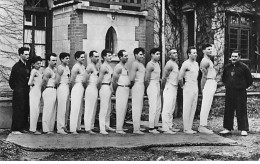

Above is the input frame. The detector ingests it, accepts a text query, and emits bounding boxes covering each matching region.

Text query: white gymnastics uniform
[147,61,161,129]
[99,63,113,133]
[162,60,179,131]
[200,58,217,126]
[70,63,85,133]
[56,65,70,133]
[115,63,130,132]
[29,69,43,132]
[42,67,57,133]
[131,61,145,131]
[84,63,98,131]
[181,60,199,131]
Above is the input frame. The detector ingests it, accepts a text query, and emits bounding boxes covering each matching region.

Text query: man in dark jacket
[220,50,253,136]
[9,47,31,134]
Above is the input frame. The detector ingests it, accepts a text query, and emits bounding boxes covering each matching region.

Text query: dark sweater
[9,60,31,90]
[222,61,253,89]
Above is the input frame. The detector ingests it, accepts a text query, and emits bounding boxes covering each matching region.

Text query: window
[24,12,46,60]
[23,0,51,66]
[105,27,117,54]
[228,15,251,59]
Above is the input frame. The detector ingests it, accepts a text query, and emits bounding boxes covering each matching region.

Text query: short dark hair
[59,52,70,60]
[232,50,241,56]
[133,47,145,56]
[46,53,57,61]
[187,46,196,55]
[74,51,85,59]
[150,48,160,56]
[18,47,29,55]
[101,49,112,60]
[117,50,126,59]
[89,50,98,58]
[31,56,42,64]
[202,44,212,50]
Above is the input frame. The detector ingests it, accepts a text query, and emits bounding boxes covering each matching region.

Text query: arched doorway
[105,27,117,54]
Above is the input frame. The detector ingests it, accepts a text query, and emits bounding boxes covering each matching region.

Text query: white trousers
[42,88,57,132]
[147,82,161,128]
[57,84,70,132]
[116,86,130,131]
[183,84,198,131]
[200,80,217,126]
[70,83,84,132]
[29,86,41,132]
[84,84,98,131]
[131,83,144,131]
[99,85,112,132]
[162,84,177,131]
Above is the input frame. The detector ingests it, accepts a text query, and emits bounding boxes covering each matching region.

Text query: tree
[0,0,23,83]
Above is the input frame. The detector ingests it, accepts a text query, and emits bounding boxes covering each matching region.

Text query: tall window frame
[105,27,117,54]
[227,14,252,60]
[23,0,51,66]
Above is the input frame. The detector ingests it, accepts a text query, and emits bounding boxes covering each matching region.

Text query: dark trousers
[224,88,249,131]
[11,88,30,131]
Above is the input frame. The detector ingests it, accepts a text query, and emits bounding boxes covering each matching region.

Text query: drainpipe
[161,0,166,73]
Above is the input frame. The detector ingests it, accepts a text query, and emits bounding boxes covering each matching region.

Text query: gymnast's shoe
[163,130,176,134]
[57,130,68,135]
[170,127,181,132]
[116,130,126,134]
[86,130,96,134]
[149,129,160,134]
[184,129,197,134]
[133,130,144,134]
[198,126,214,134]
[106,127,116,132]
[100,131,108,135]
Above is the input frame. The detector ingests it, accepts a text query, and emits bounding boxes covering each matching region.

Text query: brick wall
[135,17,146,49]
[68,10,88,68]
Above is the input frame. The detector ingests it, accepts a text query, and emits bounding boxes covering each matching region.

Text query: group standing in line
[9,44,253,136]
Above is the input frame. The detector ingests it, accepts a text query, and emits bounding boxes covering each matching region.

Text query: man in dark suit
[9,47,31,134]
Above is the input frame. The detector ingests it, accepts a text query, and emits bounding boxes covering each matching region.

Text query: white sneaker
[133,130,144,134]
[149,129,160,134]
[198,126,214,134]
[219,129,231,134]
[57,130,68,135]
[100,131,108,135]
[86,130,96,134]
[106,127,116,132]
[170,127,181,132]
[11,131,23,135]
[116,130,126,134]
[241,131,248,136]
[140,127,146,131]
[184,130,197,134]
[71,131,78,135]
[163,130,176,134]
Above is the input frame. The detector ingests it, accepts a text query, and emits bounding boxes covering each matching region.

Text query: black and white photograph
[0,0,260,161]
